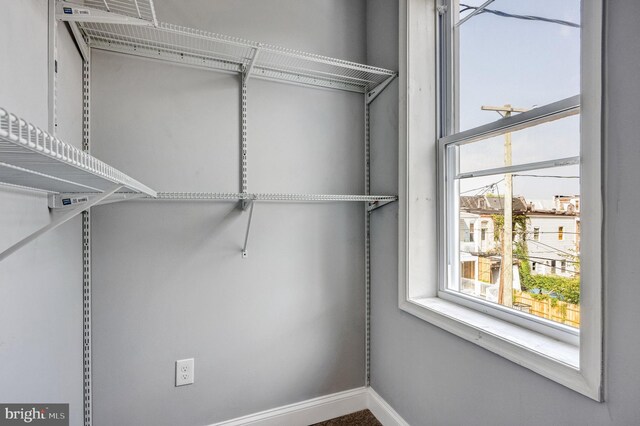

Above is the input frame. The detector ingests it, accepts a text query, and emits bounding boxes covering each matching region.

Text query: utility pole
[480,104,528,307]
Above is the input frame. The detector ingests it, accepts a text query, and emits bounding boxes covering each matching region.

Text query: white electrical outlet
[175,358,194,386]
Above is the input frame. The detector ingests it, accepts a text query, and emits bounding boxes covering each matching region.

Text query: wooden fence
[513,291,580,328]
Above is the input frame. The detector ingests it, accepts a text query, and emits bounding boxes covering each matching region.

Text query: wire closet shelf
[149,192,397,202]
[0,108,156,196]
[82,0,157,25]
[76,21,396,93]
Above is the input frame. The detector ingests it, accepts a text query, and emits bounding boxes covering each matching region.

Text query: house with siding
[459,194,580,295]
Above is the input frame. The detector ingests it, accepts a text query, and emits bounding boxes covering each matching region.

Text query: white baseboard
[210,387,368,426]
[367,388,410,426]
[209,386,409,426]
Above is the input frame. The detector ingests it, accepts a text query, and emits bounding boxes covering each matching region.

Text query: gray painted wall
[0,2,84,425]
[368,0,640,425]
[89,1,366,424]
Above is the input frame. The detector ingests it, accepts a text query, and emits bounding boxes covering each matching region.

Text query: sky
[454,0,581,200]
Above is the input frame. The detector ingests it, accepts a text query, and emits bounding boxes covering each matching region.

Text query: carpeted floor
[310,409,382,426]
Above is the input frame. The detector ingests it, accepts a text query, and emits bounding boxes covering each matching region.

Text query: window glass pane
[450,164,580,328]
[458,115,580,174]
[455,0,581,131]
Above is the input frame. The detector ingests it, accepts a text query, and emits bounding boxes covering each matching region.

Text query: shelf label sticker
[61,197,89,207]
[62,7,90,15]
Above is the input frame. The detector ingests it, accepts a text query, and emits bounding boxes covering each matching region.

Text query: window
[399,0,602,401]
[440,0,581,329]
[469,222,475,242]
[533,227,540,241]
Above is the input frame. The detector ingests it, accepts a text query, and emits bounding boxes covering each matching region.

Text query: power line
[461,178,504,195]
[459,4,580,28]
[528,239,576,257]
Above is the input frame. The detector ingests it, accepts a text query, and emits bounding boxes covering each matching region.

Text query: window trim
[398,0,603,401]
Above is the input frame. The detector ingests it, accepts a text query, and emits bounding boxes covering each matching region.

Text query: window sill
[399,296,598,399]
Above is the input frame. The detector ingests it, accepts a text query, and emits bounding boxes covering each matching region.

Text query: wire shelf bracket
[366,74,397,105]
[243,47,261,80]
[367,198,397,213]
[0,107,156,260]
[68,21,90,62]
[0,184,123,262]
[241,200,255,258]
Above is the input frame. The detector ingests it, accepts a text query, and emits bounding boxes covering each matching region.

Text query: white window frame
[398,0,603,401]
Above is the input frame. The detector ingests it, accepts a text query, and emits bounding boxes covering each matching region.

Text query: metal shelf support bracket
[68,21,90,62]
[242,200,255,258]
[0,184,123,262]
[368,199,397,213]
[366,74,397,105]
[243,47,261,80]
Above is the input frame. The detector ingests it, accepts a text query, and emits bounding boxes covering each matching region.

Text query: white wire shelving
[150,192,397,202]
[0,108,155,196]
[0,107,156,260]
[141,193,397,258]
[52,1,398,261]
[85,0,157,23]
[67,19,395,93]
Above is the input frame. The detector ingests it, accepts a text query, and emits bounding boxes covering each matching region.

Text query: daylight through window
[439,0,581,330]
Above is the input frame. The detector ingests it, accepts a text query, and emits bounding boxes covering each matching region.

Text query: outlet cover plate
[175,358,194,386]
